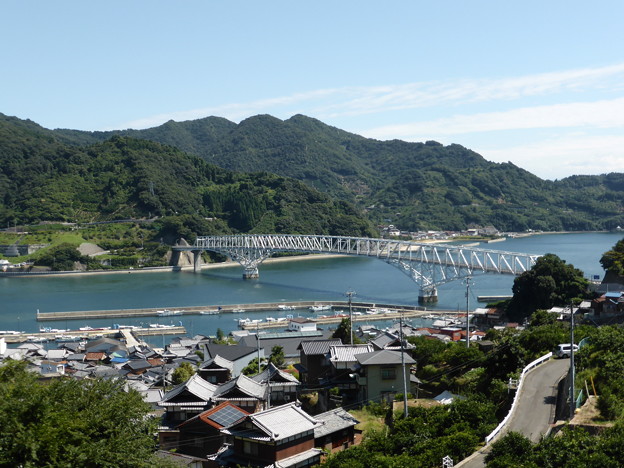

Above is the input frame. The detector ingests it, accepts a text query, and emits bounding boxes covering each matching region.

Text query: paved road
[457,357,570,467]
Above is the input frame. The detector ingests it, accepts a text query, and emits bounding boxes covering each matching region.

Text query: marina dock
[35,301,430,322]
[239,308,455,330]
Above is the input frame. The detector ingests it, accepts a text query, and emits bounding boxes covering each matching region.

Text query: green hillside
[45,113,624,232]
[0,115,376,238]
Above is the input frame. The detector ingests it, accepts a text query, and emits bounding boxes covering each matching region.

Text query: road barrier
[485,352,553,444]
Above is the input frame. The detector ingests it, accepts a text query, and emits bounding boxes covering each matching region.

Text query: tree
[485,432,534,467]
[0,361,162,467]
[269,345,285,368]
[506,254,588,323]
[242,357,266,376]
[332,318,361,345]
[600,238,624,276]
[171,361,196,385]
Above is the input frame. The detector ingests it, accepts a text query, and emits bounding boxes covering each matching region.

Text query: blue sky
[2,1,623,179]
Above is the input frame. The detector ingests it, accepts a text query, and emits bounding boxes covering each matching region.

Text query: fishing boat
[278,304,295,310]
[309,305,332,312]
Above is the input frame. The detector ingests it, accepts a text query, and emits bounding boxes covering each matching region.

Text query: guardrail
[485,352,553,444]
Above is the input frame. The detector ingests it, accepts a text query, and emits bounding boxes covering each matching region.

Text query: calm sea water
[1,232,622,343]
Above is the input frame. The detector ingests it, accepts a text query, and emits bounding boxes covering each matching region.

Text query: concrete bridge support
[418,286,438,304]
[192,250,202,273]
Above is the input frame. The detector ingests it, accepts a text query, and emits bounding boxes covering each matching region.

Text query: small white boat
[232,308,246,313]
[26,336,48,343]
[266,317,276,322]
[148,323,176,329]
[309,305,332,312]
[55,335,81,342]
[157,309,183,316]
[278,304,295,310]
[200,310,220,315]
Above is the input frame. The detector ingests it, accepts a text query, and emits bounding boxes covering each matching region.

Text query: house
[173,401,249,458]
[160,374,218,428]
[353,349,416,403]
[200,343,262,378]
[313,407,359,453]
[369,331,415,351]
[198,355,234,384]
[215,402,323,467]
[297,339,342,386]
[288,317,317,332]
[238,329,333,364]
[251,362,300,406]
[39,360,65,376]
[211,373,268,414]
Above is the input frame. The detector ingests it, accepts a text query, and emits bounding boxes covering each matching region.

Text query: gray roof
[238,330,334,358]
[213,373,267,400]
[251,363,300,385]
[200,355,234,372]
[314,408,359,438]
[329,344,374,363]
[204,343,259,362]
[298,339,343,356]
[161,374,217,403]
[224,402,319,442]
[355,349,416,366]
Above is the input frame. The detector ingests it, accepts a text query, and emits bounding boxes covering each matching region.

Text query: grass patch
[349,408,387,436]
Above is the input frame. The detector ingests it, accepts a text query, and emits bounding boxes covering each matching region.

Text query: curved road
[458,357,570,467]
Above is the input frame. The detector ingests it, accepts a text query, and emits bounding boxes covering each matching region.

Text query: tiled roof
[329,344,374,363]
[213,373,267,400]
[204,343,258,362]
[85,352,106,361]
[298,339,342,355]
[199,355,234,372]
[355,349,416,366]
[314,408,359,438]
[251,363,300,385]
[161,374,217,403]
[224,402,319,442]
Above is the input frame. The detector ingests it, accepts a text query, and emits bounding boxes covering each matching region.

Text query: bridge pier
[243,266,259,279]
[418,286,438,304]
[192,250,202,273]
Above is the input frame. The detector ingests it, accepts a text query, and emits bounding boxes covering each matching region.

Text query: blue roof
[605,292,623,298]
[111,357,129,363]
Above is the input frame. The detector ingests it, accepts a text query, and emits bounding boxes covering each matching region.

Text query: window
[381,367,396,380]
[243,440,259,455]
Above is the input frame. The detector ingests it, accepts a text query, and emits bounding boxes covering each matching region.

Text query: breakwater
[35,301,430,321]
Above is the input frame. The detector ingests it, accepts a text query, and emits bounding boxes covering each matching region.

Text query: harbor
[34,300,430,322]
[238,307,459,329]
[0,325,186,344]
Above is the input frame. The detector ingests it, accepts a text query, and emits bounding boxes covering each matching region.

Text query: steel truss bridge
[174,234,540,302]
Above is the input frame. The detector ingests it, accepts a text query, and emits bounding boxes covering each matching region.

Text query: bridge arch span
[173,234,540,303]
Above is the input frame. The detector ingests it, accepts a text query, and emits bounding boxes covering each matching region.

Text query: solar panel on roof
[210,405,247,427]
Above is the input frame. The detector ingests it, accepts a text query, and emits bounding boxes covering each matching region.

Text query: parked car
[554,343,578,358]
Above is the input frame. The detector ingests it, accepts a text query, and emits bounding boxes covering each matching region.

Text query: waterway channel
[1,232,622,347]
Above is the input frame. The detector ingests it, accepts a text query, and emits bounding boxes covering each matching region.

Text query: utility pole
[346,290,355,345]
[465,276,472,348]
[399,313,408,418]
[569,302,576,420]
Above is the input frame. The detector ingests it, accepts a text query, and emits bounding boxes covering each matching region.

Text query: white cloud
[361,97,624,140]
[113,63,624,130]
[480,134,624,180]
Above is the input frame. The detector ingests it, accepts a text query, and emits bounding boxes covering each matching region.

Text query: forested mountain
[0,115,376,237]
[45,113,624,232]
[3,112,624,232]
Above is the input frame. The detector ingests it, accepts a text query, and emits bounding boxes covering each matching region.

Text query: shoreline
[0,253,350,278]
